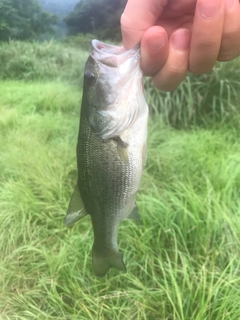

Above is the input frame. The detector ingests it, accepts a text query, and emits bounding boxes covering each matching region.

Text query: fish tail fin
[92,247,127,277]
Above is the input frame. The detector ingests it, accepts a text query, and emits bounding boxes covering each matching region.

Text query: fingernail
[147,32,167,50]
[171,29,191,51]
[225,0,234,11]
[199,0,221,19]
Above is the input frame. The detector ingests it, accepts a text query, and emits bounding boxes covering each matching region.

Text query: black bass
[66,40,148,277]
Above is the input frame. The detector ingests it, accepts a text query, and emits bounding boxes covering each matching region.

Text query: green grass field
[1,43,240,319]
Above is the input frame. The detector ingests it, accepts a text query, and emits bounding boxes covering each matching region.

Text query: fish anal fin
[65,209,87,226]
[65,184,87,226]
[127,204,142,221]
[92,247,127,277]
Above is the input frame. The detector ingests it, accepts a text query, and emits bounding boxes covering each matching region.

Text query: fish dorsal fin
[127,204,142,220]
[65,185,88,226]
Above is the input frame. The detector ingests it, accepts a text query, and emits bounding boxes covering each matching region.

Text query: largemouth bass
[66,40,148,277]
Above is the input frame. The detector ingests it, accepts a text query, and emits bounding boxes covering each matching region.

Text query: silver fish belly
[66,40,148,277]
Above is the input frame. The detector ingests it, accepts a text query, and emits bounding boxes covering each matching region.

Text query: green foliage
[65,0,127,41]
[145,58,240,128]
[63,33,96,52]
[39,0,79,40]
[39,0,79,17]
[0,0,58,41]
[0,39,240,128]
[63,33,116,52]
[0,40,89,83]
[1,81,240,319]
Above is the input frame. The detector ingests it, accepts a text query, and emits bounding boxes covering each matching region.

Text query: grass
[1,38,239,126]
[1,80,240,319]
[0,40,89,83]
[145,58,240,127]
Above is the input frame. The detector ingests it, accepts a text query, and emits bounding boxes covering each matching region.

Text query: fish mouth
[91,39,140,68]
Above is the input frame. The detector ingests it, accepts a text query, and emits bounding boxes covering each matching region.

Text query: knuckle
[195,38,219,50]
[189,65,213,74]
[153,79,180,92]
[218,51,240,61]
[218,31,240,61]
[166,64,187,76]
[120,13,131,29]
[152,71,185,92]
[189,55,215,74]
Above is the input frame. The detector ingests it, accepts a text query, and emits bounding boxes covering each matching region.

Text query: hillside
[39,0,79,17]
[39,0,79,37]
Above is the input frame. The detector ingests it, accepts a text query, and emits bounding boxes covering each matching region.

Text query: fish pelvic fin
[92,247,127,277]
[65,184,87,226]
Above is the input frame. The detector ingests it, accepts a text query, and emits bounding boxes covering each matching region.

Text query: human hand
[121,0,240,91]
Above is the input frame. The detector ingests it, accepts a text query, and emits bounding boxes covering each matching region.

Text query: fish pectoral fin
[92,247,127,277]
[112,136,129,164]
[127,204,142,221]
[117,144,129,164]
[65,184,87,226]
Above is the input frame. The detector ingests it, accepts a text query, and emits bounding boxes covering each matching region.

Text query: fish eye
[84,72,96,85]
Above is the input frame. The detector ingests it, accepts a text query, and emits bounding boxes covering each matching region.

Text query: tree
[0,0,58,41]
[65,0,127,41]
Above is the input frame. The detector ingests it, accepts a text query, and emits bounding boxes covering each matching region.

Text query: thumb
[121,0,166,49]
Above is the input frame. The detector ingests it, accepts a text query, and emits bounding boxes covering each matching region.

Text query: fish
[65,39,149,277]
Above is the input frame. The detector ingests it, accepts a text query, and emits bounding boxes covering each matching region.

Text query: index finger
[121,0,165,49]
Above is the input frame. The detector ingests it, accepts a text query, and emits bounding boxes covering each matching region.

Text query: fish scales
[66,40,148,277]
